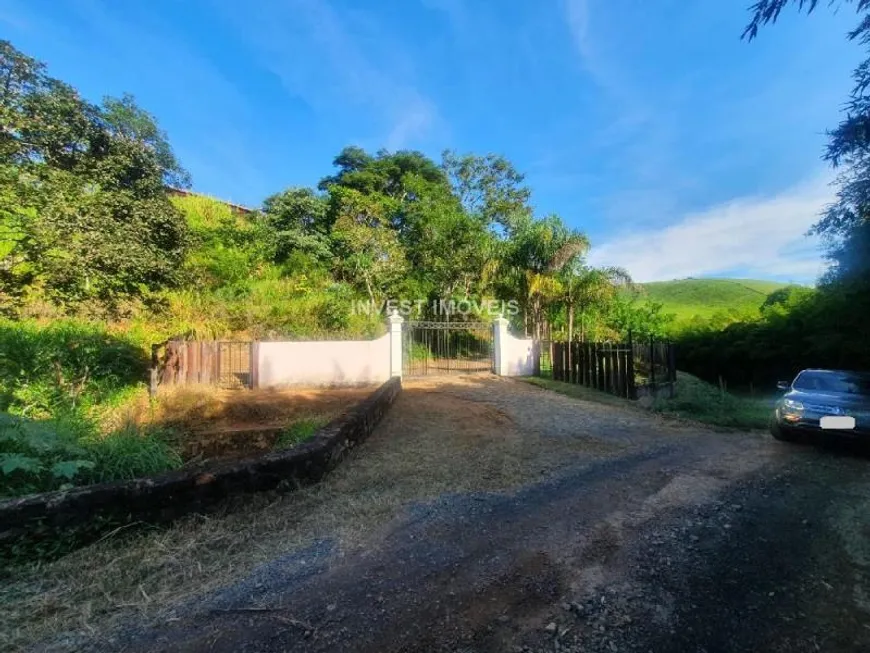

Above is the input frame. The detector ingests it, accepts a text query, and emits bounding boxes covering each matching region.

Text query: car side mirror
[776,381,790,391]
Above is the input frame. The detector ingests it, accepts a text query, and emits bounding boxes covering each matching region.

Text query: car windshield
[792,371,870,395]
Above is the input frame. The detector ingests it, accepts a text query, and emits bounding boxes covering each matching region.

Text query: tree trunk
[532,297,542,340]
[568,303,574,343]
[567,302,574,379]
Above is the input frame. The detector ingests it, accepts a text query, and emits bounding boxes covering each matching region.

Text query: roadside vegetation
[0,320,181,496]
[276,417,329,448]
[676,0,870,389]
[0,319,351,497]
[523,373,770,430]
[650,372,771,430]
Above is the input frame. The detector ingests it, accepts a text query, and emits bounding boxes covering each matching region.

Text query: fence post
[585,342,591,387]
[607,343,614,393]
[589,343,594,388]
[668,342,676,398]
[593,343,600,390]
[649,335,656,388]
[608,343,616,394]
[389,309,404,378]
[250,341,260,389]
[600,343,606,391]
[492,315,507,376]
[567,341,574,384]
[621,344,628,397]
[149,343,159,399]
[584,342,590,388]
[627,330,637,400]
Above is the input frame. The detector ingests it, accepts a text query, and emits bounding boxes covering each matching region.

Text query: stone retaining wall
[0,377,402,553]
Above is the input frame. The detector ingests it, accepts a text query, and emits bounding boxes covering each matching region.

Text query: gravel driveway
[12,376,870,652]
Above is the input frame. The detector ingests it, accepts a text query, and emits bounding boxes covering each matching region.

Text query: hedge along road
[7,377,870,652]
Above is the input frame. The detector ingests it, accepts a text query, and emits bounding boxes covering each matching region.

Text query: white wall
[499,332,539,377]
[257,335,391,387]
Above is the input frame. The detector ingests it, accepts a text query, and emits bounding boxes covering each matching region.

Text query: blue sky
[0,0,861,283]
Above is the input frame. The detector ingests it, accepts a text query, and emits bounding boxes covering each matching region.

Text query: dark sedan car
[770,369,870,442]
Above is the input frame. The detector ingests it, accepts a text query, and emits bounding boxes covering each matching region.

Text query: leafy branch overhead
[745,0,870,282]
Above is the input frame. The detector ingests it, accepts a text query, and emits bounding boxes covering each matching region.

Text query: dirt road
[16,377,870,652]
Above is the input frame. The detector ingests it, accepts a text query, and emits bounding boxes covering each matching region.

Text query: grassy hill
[638,278,790,323]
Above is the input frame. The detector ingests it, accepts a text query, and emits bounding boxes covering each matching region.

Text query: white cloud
[587,174,834,283]
[385,95,437,151]
[564,0,595,78]
[227,0,443,150]
[563,0,639,105]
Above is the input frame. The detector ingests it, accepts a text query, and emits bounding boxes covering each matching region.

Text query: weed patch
[651,372,770,429]
[276,417,329,448]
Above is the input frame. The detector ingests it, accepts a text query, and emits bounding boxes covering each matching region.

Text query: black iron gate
[403,321,493,376]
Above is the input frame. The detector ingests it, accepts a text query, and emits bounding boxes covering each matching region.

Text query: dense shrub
[0,414,181,497]
[676,281,870,389]
[0,320,183,498]
[651,373,769,430]
[0,319,148,417]
[0,414,94,496]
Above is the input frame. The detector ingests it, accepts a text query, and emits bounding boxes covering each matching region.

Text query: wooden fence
[150,340,257,395]
[548,336,676,400]
[551,341,636,399]
[632,338,677,397]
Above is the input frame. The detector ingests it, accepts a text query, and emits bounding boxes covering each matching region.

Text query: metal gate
[403,321,494,376]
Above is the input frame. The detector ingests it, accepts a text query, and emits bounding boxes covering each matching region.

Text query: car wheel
[770,421,799,442]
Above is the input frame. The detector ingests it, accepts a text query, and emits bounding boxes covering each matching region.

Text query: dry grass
[94,384,374,463]
[111,384,375,432]
[1,377,625,652]
[520,376,639,409]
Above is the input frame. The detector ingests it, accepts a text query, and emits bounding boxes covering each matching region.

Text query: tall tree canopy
[0,40,189,311]
[1,38,658,344]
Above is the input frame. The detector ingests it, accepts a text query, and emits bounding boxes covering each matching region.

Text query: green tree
[501,215,589,337]
[319,146,447,203]
[400,173,494,299]
[261,187,332,264]
[0,40,188,311]
[608,296,674,340]
[760,284,816,315]
[330,187,407,303]
[100,93,191,188]
[563,265,632,342]
[442,150,532,233]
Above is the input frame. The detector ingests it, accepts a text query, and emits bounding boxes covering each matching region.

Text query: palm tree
[562,265,633,342]
[500,216,589,338]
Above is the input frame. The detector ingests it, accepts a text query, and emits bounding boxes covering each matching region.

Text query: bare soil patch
[125,385,375,462]
[0,376,751,652]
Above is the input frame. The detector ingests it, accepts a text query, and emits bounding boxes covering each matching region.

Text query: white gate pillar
[388,309,404,378]
[493,315,509,376]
